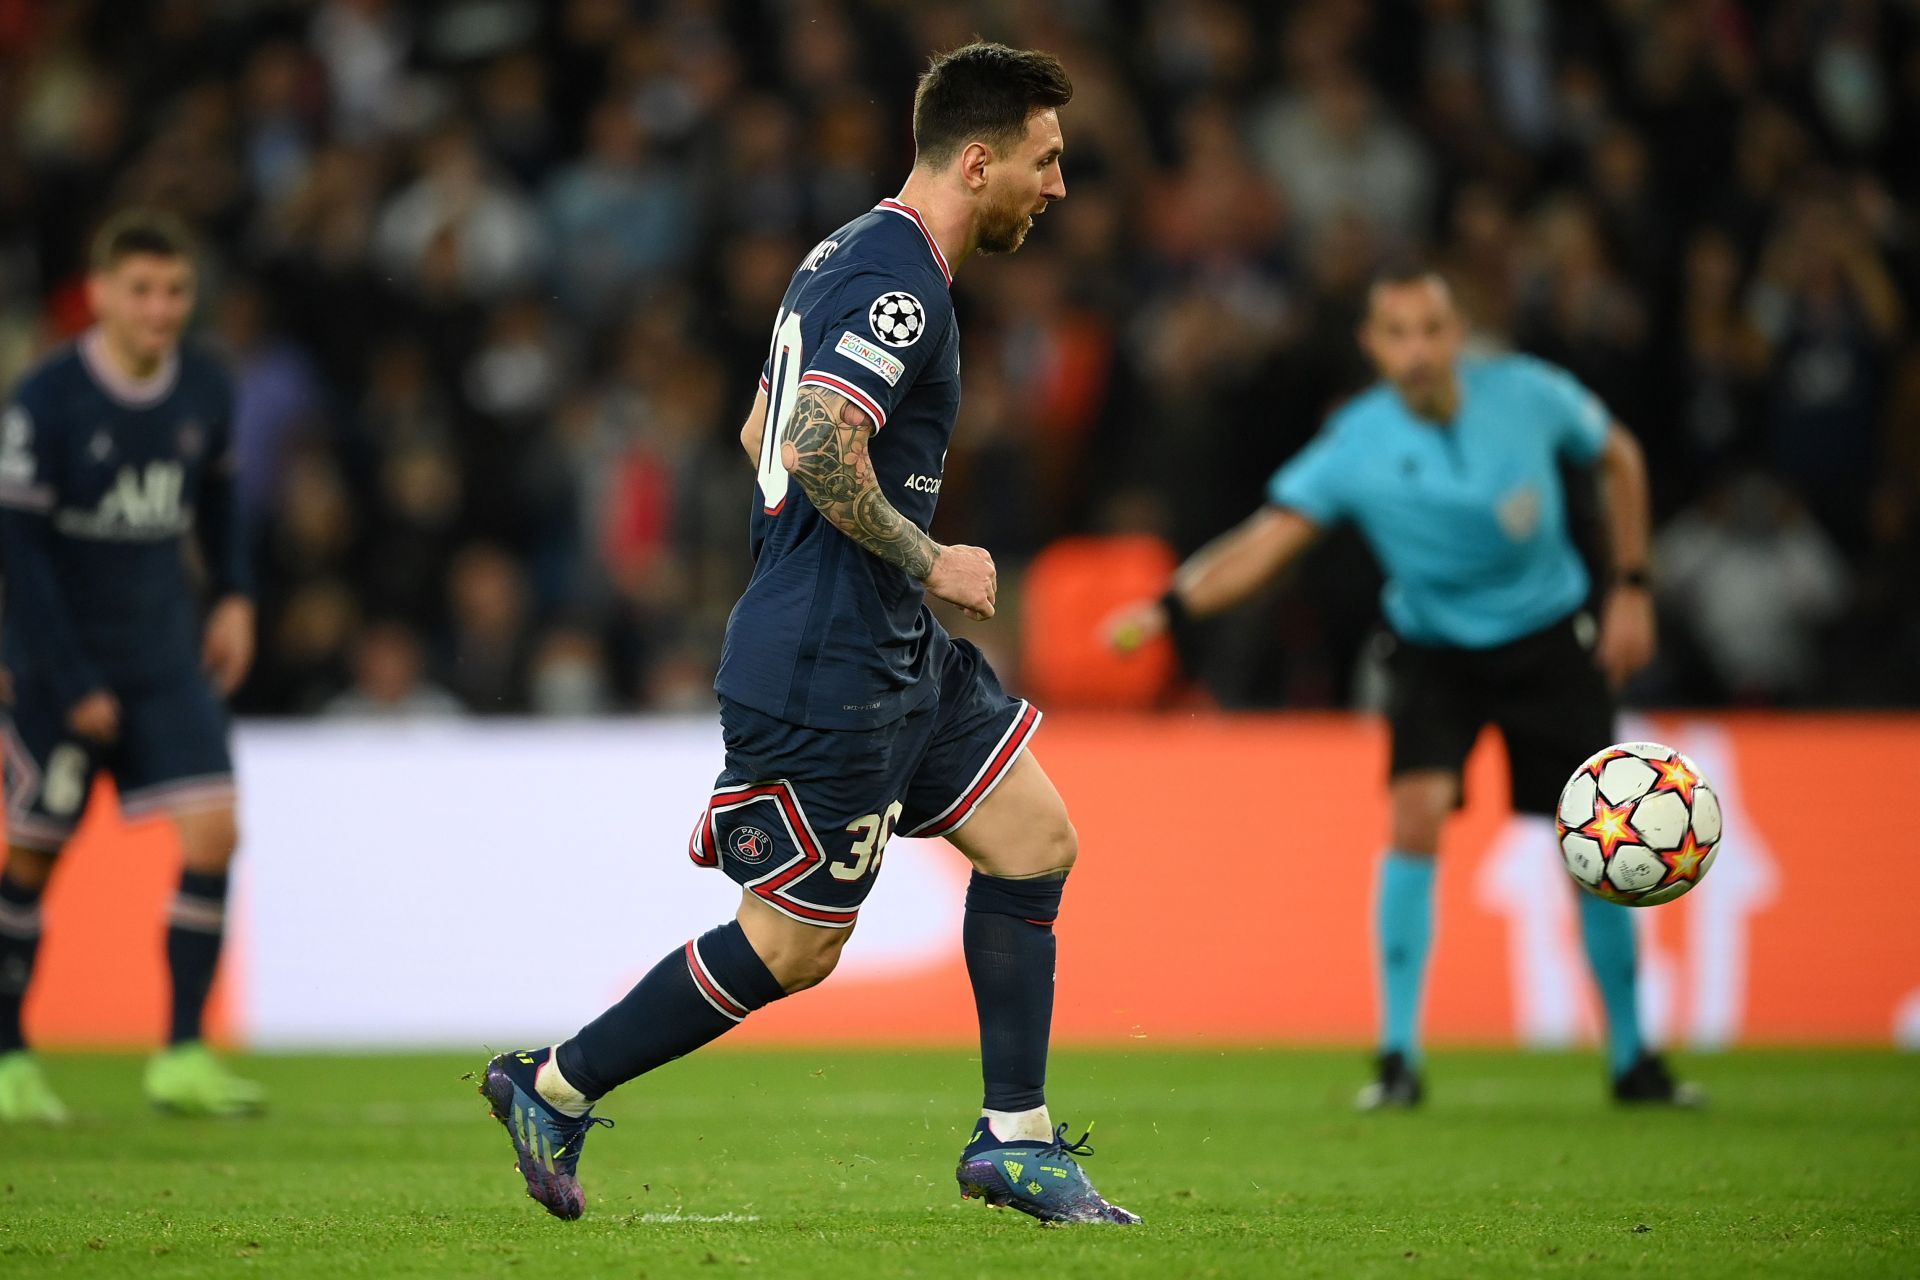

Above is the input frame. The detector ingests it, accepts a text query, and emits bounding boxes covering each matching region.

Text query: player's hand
[1103,599,1169,655]
[924,544,996,620]
[202,595,257,696]
[1595,584,1656,688]
[67,690,121,743]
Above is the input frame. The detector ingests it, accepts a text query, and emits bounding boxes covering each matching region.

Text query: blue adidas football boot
[479,1047,613,1220]
[956,1120,1141,1225]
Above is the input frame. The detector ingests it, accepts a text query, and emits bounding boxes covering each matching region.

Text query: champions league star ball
[1555,741,1723,907]
[868,291,925,345]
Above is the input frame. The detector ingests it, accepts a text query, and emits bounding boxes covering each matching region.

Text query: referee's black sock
[166,870,230,1046]
[0,870,45,1054]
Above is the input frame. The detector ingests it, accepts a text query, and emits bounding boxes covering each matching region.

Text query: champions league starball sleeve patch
[867,292,926,347]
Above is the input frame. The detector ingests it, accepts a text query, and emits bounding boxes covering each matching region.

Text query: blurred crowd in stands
[2,0,1916,714]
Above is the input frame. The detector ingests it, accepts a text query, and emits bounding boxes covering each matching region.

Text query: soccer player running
[0,212,261,1121]
[480,44,1137,1226]
[1109,268,1700,1109]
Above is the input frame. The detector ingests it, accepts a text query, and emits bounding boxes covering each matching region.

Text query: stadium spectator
[324,620,464,720]
[1656,472,1852,704]
[0,0,1913,715]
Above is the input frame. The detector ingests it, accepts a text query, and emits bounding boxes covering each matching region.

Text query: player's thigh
[897,637,1060,876]
[3,689,105,857]
[690,699,926,935]
[114,672,236,839]
[940,751,1075,879]
[1493,617,1615,818]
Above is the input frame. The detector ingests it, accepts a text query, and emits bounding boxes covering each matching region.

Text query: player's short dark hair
[912,42,1073,168]
[90,208,196,272]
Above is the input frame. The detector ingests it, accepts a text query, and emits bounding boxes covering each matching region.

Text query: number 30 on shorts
[832,800,903,881]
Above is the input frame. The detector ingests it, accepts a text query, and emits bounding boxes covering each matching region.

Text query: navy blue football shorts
[690,636,1040,928]
[4,669,235,852]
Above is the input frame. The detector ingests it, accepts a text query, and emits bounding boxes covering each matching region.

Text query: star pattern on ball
[1582,748,1626,780]
[1658,830,1711,887]
[1579,796,1638,861]
[1651,755,1701,805]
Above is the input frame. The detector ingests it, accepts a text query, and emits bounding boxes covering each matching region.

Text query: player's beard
[976,193,1037,255]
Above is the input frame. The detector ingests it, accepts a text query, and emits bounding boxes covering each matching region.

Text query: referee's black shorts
[1385,610,1615,817]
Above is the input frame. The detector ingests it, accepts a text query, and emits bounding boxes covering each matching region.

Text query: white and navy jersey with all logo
[716,199,962,730]
[0,332,246,708]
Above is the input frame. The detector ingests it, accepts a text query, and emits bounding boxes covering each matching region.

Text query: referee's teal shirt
[1268,355,1610,649]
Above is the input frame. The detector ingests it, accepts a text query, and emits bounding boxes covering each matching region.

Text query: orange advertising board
[10,715,1919,1049]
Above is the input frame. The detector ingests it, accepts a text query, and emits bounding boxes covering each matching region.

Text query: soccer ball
[1555,741,1722,907]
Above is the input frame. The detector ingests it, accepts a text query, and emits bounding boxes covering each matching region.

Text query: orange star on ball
[1579,796,1639,861]
[1582,749,1626,780]
[1659,830,1711,886]
[1652,755,1701,805]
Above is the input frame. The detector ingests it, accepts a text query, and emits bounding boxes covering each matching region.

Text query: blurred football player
[480,43,1137,1225]
[0,211,261,1120]
[1109,267,1699,1109]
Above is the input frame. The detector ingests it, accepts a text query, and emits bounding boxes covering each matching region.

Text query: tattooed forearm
[781,387,940,580]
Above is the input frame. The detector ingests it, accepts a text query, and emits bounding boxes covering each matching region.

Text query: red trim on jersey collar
[875,200,953,287]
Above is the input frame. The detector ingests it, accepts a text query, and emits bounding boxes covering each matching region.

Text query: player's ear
[959,140,993,193]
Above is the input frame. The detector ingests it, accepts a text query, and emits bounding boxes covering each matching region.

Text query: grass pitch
[3,1048,1915,1278]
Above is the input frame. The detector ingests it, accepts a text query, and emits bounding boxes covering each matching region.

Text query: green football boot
[145,1041,266,1117]
[0,1049,69,1124]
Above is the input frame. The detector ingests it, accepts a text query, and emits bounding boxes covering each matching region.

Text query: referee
[1109,267,1699,1108]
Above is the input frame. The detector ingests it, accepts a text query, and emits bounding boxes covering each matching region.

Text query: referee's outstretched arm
[1104,506,1319,653]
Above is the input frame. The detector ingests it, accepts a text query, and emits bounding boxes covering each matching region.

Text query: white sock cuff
[534,1046,591,1117]
[981,1105,1053,1143]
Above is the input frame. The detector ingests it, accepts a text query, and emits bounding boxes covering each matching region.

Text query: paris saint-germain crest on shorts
[868,292,925,346]
[730,825,775,865]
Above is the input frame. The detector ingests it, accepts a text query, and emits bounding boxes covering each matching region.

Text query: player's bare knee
[738,896,852,993]
[3,845,57,892]
[176,807,240,872]
[1046,816,1079,874]
[764,929,849,994]
[1388,807,1444,857]
[1388,781,1450,856]
[962,804,1077,880]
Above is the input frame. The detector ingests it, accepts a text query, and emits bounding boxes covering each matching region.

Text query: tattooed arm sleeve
[780,385,940,581]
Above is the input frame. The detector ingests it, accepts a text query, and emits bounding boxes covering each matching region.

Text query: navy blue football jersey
[0,333,247,709]
[715,199,962,729]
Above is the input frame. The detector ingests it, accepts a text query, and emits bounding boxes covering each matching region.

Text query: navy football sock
[556,920,786,1101]
[964,870,1066,1113]
[166,869,230,1046]
[0,872,44,1054]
